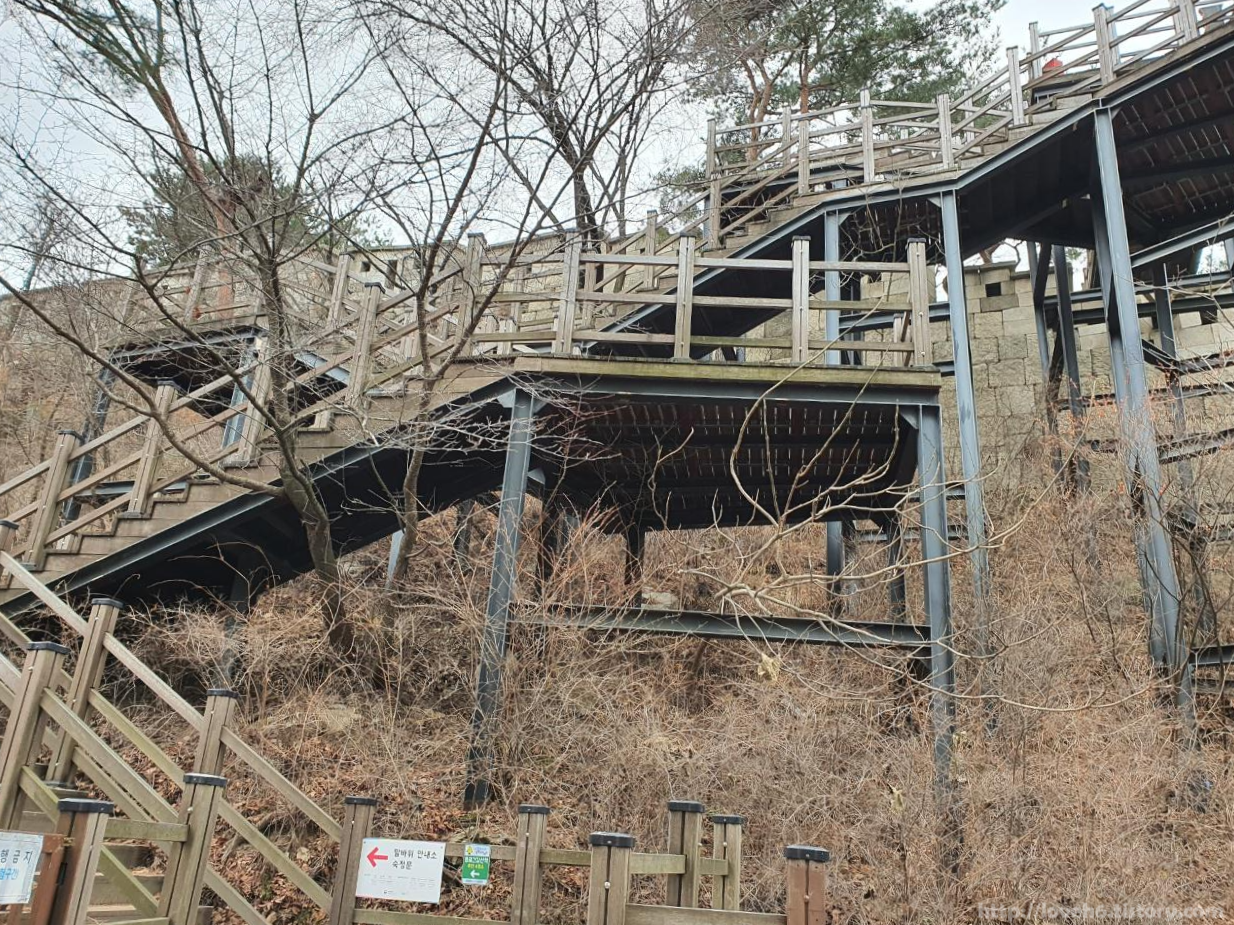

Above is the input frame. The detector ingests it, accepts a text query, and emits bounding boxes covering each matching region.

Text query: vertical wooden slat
[791,237,811,366]
[644,211,660,290]
[0,642,69,827]
[328,796,377,925]
[1007,47,1026,125]
[25,834,66,925]
[937,95,954,169]
[673,236,697,360]
[665,800,704,908]
[510,804,549,925]
[860,88,875,182]
[587,833,633,925]
[48,598,124,783]
[710,814,744,911]
[126,382,177,516]
[907,238,933,367]
[160,774,226,925]
[49,799,113,925]
[25,430,81,570]
[555,239,583,355]
[783,846,829,925]
[193,688,237,776]
[779,105,792,153]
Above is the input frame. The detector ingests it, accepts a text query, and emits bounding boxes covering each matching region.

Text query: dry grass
[85,445,1234,925]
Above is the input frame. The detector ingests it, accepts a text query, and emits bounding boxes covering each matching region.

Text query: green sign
[461,844,491,886]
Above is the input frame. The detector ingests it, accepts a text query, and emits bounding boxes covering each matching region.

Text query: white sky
[0,0,1109,275]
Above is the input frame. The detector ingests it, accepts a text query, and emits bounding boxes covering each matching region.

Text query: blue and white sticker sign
[0,832,43,905]
[354,839,445,903]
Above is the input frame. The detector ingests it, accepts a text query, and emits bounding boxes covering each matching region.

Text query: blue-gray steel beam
[1028,244,1053,383]
[464,388,535,807]
[1093,108,1185,683]
[939,190,992,642]
[512,606,930,649]
[825,211,845,578]
[917,403,958,830]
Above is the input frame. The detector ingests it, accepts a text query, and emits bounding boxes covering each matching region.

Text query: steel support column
[917,403,961,866]
[1092,108,1186,688]
[939,190,992,652]
[824,211,846,578]
[464,389,535,807]
[1028,243,1053,384]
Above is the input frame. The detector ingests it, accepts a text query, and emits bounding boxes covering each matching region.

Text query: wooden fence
[0,570,832,925]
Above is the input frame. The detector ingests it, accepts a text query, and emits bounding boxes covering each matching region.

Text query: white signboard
[0,832,44,905]
[354,839,445,903]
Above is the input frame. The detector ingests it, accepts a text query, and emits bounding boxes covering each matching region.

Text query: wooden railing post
[907,238,933,367]
[1177,0,1199,39]
[0,519,16,587]
[784,846,830,925]
[860,88,875,183]
[554,238,583,355]
[25,430,81,569]
[0,642,70,827]
[1028,22,1043,79]
[937,95,954,169]
[511,804,549,925]
[779,105,793,153]
[665,800,703,907]
[193,688,237,776]
[328,795,377,925]
[706,118,722,249]
[644,210,660,290]
[47,598,123,785]
[791,236,811,366]
[587,833,634,925]
[328,253,353,327]
[465,233,487,337]
[1094,4,1116,82]
[183,252,209,322]
[49,798,113,925]
[710,814,744,910]
[499,267,527,357]
[673,235,697,359]
[160,773,227,925]
[582,246,599,329]
[1007,47,1026,125]
[345,284,382,409]
[125,381,177,516]
[797,120,811,196]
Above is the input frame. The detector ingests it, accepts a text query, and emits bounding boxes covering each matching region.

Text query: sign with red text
[354,839,445,903]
